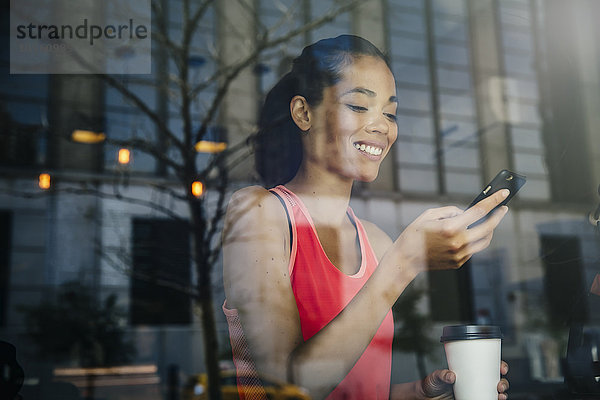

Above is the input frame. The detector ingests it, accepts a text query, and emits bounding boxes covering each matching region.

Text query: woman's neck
[285,166,354,226]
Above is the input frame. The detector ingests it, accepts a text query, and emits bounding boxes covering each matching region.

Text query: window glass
[390,36,428,60]
[437,67,471,90]
[396,139,437,165]
[398,167,438,192]
[393,60,430,86]
[310,0,351,41]
[433,17,468,42]
[439,118,477,145]
[438,94,475,118]
[432,0,467,16]
[435,43,470,66]
[397,115,434,138]
[389,0,424,11]
[514,152,548,175]
[443,145,479,169]
[518,177,550,200]
[511,127,544,150]
[388,10,426,35]
[445,171,481,195]
[397,88,432,112]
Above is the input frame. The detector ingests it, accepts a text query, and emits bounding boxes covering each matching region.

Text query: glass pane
[432,0,466,16]
[434,16,468,42]
[443,145,479,169]
[505,78,539,100]
[396,139,437,165]
[504,53,535,76]
[437,67,471,90]
[439,118,478,145]
[507,100,541,125]
[397,115,434,138]
[0,74,48,99]
[397,88,431,112]
[310,0,351,40]
[393,60,429,86]
[518,177,550,200]
[510,127,543,150]
[435,43,469,66]
[445,171,481,195]
[438,93,475,118]
[398,167,438,192]
[501,29,533,52]
[499,2,531,27]
[390,36,427,60]
[389,0,424,11]
[514,152,548,175]
[389,11,426,35]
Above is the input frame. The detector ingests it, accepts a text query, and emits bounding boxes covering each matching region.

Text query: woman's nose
[366,112,389,135]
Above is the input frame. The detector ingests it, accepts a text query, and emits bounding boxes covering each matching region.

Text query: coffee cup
[440,325,502,400]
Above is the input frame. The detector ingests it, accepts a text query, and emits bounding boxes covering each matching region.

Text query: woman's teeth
[354,143,383,156]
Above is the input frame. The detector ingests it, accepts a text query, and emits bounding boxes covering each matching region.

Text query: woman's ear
[290,95,311,132]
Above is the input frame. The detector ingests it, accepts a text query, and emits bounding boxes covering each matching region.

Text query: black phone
[468,169,526,212]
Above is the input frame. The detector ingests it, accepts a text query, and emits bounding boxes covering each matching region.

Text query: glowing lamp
[71,129,106,144]
[191,181,204,198]
[194,140,227,153]
[118,148,131,165]
[39,173,51,190]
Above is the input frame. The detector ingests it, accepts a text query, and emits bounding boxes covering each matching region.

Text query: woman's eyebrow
[341,87,398,103]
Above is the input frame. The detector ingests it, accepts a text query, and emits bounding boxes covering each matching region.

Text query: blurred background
[1,0,599,399]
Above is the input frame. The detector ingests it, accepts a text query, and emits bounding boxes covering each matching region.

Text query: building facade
[1,0,599,398]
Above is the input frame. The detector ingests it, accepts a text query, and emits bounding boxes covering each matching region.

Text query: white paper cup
[440,325,502,400]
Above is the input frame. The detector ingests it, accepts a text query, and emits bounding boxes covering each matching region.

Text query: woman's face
[301,56,398,182]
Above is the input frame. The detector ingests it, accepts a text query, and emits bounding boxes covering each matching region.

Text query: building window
[130,218,191,325]
[388,0,481,195]
[0,6,47,168]
[497,0,550,200]
[541,235,588,326]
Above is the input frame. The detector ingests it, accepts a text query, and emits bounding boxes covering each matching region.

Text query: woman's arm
[223,186,303,381]
[224,187,510,398]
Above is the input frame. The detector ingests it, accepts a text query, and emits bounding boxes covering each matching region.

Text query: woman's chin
[356,171,380,183]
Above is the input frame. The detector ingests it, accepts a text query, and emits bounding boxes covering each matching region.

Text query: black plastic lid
[440,325,503,342]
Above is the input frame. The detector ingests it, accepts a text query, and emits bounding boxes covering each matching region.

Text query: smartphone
[467,169,526,221]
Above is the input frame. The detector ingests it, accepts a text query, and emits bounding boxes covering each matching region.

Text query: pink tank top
[224,185,394,399]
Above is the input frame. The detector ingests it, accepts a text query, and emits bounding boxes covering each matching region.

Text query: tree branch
[189,0,360,143]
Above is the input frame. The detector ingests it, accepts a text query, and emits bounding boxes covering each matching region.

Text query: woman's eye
[385,113,398,122]
[347,104,368,112]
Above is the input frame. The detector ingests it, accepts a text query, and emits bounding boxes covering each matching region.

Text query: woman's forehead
[334,57,396,97]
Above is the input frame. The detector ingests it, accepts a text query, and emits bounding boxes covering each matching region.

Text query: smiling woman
[222,35,510,400]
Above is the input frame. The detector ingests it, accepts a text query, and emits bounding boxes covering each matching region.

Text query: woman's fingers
[501,360,509,375]
[458,189,510,228]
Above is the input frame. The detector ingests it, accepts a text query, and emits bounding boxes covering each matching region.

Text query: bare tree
[4,1,360,399]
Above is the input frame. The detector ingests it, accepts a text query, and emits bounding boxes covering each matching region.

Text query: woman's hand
[393,189,510,275]
[420,361,510,400]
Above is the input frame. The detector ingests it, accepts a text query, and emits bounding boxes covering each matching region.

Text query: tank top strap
[268,186,298,276]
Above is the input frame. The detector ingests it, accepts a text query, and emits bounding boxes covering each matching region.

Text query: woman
[223,35,509,400]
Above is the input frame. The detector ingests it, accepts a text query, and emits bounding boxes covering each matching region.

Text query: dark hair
[254,35,390,187]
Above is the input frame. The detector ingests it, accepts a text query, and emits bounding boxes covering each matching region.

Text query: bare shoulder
[224,185,288,240]
[223,185,292,308]
[226,185,284,218]
[359,218,393,261]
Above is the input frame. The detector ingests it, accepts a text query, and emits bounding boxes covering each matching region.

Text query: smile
[353,143,383,156]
